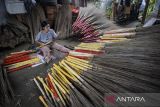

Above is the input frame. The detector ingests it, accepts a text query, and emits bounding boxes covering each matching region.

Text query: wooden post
[142,0,150,24]
[26,15,35,44]
[30,14,35,44]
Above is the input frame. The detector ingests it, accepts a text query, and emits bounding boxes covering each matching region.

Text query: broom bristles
[72,5,111,41]
[34,22,160,107]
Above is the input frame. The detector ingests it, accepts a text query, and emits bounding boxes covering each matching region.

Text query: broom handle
[48,74,66,106]
[39,96,48,107]
[53,64,76,83]
[4,56,31,65]
[34,78,48,99]
[105,28,136,34]
[10,50,32,55]
[7,64,32,73]
[47,75,59,99]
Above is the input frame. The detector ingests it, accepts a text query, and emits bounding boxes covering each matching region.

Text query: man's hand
[36,41,53,48]
[35,41,46,47]
[47,40,53,44]
[40,43,46,47]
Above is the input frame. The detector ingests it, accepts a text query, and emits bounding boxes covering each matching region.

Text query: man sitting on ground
[35,20,70,63]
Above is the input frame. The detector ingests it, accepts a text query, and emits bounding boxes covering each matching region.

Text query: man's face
[44,24,50,32]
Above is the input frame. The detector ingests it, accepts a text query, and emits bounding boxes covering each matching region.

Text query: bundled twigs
[34,57,104,107]
[33,27,133,107]
[93,25,160,93]
[34,41,105,107]
[72,6,109,42]
[104,24,160,34]
[35,25,160,107]
[69,42,105,60]
[3,50,41,73]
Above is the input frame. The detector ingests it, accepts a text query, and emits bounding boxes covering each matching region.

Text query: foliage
[106,7,112,18]
[93,0,101,8]
[146,0,156,16]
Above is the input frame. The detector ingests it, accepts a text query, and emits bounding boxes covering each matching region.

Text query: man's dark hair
[41,20,48,28]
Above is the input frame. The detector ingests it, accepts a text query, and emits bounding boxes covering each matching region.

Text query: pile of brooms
[3,50,41,73]
[34,42,105,107]
[72,6,109,42]
[34,24,160,107]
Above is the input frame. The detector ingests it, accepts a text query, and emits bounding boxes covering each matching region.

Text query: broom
[33,41,107,106]
[92,25,160,94]
[104,24,160,34]
[67,25,160,105]
[3,41,53,72]
[72,5,111,42]
[33,23,160,106]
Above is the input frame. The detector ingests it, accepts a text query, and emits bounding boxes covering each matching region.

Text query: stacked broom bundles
[3,50,41,73]
[34,42,106,107]
[34,25,160,107]
[33,32,132,107]
[72,6,109,42]
[92,25,160,94]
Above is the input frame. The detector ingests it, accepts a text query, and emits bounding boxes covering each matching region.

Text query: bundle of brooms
[93,25,160,94]
[72,6,110,42]
[3,50,41,73]
[34,24,160,107]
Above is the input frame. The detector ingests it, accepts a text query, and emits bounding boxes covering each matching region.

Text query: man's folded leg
[52,42,70,53]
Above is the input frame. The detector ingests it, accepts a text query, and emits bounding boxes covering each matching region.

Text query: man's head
[41,20,50,32]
